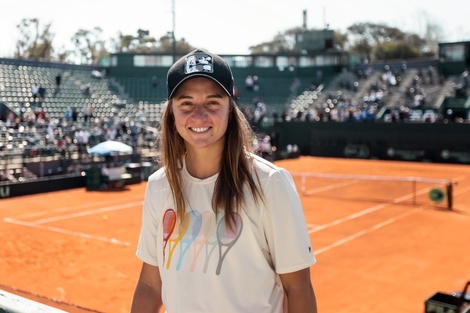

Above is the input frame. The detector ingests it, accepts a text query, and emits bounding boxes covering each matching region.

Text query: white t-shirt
[136,154,315,313]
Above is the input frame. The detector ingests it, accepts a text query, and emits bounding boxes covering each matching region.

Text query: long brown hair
[159,98,264,225]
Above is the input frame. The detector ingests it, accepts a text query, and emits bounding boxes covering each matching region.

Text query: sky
[1,0,470,58]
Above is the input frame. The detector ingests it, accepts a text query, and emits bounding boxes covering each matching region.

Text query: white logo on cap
[184,54,213,74]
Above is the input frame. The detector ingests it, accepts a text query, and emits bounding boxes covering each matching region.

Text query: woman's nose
[192,105,207,119]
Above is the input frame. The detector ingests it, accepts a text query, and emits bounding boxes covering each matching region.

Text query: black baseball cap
[167,49,234,99]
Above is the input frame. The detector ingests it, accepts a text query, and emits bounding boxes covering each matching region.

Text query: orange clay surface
[1,156,470,313]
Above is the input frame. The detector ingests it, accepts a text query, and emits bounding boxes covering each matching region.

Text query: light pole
[172,0,176,62]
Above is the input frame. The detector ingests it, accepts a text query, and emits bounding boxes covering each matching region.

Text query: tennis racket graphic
[215,212,243,275]
[162,208,177,263]
[176,210,202,271]
[203,213,224,273]
[190,210,216,272]
[166,212,190,269]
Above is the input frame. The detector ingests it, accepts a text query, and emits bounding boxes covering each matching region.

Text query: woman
[130,49,317,313]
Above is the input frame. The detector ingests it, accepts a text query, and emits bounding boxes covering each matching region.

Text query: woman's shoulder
[146,167,169,188]
[250,153,288,179]
[250,154,298,193]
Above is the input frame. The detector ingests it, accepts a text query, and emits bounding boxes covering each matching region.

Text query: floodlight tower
[172,0,176,62]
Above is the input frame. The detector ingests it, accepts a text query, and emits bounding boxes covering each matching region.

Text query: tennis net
[290,172,455,209]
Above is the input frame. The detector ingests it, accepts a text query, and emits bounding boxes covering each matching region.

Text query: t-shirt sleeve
[136,178,161,267]
[263,168,316,274]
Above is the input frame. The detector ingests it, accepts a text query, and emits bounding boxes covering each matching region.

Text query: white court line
[304,180,358,195]
[453,175,466,182]
[3,201,143,246]
[3,217,131,246]
[32,201,143,224]
[452,184,470,196]
[306,176,466,255]
[307,175,461,234]
[313,208,422,255]
[9,197,143,220]
[308,202,390,233]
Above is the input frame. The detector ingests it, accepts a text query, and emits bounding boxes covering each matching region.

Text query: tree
[249,27,303,54]
[15,18,55,61]
[347,22,405,62]
[112,33,136,53]
[11,16,441,64]
[116,29,159,53]
[346,22,438,61]
[333,31,349,51]
[110,29,194,54]
[72,27,108,64]
[373,40,420,60]
[157,33,193,54]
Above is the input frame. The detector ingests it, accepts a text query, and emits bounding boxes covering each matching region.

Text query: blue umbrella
[87,140,133,156]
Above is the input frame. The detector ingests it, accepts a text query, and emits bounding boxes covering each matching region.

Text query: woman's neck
[185,148,223,179]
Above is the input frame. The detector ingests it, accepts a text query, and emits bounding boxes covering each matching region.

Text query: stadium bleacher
[1,56,470,188]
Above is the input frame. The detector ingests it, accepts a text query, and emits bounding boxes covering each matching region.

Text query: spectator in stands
[259,135,273,161]
[106,125,117,140]
[252,97,267,122]
[23,109,36,127]
[252,75,259,92]
[401,61,407,73]
[130,48,317,313]
[151,75,158,88]
[55,73,62,92]
[82,83,91,96]
[316,69,323,84]
[75,128,90,156]
[82,104,88,122]
[5,111,15,127]
[31,83,39,102]
[65,106,72,122]
[83,104,94,122]
[72,107,78,123]
[114,96,123,108]
[38,84,46,102]
[245,75,254,90]
[35,108,48,125]
[137,108,146,123]
[46,123,55,145]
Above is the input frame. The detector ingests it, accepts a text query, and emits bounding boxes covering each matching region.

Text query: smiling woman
[129,49,318,313]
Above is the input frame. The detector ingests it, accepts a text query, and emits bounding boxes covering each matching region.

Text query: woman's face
[171,77,231,153]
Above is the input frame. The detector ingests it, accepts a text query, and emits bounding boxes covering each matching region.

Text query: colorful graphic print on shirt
[163,208,243,275]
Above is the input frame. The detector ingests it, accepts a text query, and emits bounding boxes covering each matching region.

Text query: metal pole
[447,183,453,210]
[172,0,176,62]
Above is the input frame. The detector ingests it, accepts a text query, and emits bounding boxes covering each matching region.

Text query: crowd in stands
[1,60,470,183]
[241,65,469,124]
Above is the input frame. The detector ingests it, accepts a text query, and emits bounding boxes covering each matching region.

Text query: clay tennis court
[1,156,470,313]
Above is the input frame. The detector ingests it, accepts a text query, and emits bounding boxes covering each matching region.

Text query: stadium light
[172,0,176,62]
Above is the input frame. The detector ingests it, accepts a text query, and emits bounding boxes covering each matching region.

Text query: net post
[446,182,453,210]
